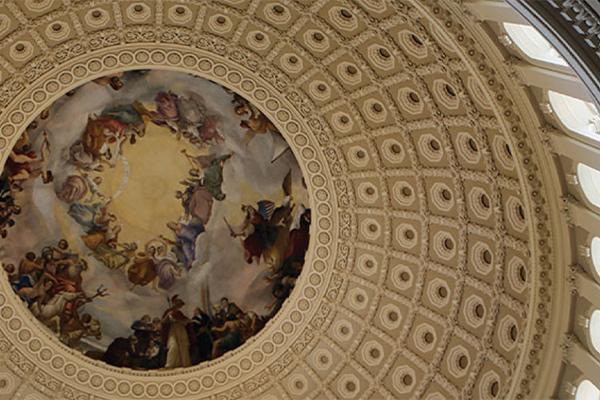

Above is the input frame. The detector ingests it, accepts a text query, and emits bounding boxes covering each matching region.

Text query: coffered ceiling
[0,1,561,399]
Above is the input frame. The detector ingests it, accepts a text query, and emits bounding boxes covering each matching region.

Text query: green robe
[202,155,230,200]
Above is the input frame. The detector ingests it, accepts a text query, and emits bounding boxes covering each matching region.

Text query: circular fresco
[0,70,311,370]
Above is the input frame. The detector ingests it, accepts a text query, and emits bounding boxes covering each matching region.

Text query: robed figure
[161,296,191,368]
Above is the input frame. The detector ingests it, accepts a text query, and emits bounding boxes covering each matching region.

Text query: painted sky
[2,70,309,350]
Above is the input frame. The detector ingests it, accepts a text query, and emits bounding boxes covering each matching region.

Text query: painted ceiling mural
[0,70,311,370]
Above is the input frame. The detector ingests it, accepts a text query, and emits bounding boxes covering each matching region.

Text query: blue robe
[68,202,106,232]
[173,219,204,269]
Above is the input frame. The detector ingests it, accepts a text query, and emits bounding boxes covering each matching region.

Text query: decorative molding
[560,333,578,363]
[508,0,600,105]
[567,264,582,294]
[0,1,564,399]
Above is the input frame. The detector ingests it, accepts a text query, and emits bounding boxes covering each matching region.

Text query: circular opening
[391,143,402,154]
[254,32,265,41]
[404,229,415,240]
[313,31,324,42]
[346,65,358,75]
[134,4,144,12]
[317,83,327,92]
[475,303,484,318]
[400,271,410,281]
[424,331,434,343]
[92,10,102,18]
[388,310,399,321]
[480,193,490,209]
[482,249,492,264]
[15,43,25,52]
[438,285,448,298]
[340,115,350,124]
[445,84,456,97]
[441,189,452,201]
[517,204,525,220]
[458,355,468,369]
[370,347,380,358]
[216,16,226,24]
[368,223,378,233]
[504,142,512,157]
[340,8,353,19]
[443,237,454,250]
[490,381,500,397]
[410,33,423,46]
[401,186,412,197]
[175,6,186,14]
[378,47,391,58]
[429,139,441,151]
[467,137,478,152]
[402,374,413,385]
[408,92,420,103]
[273,4,285,14]
[52,23,62,31]
[365,186,375,195]
[518,265,527,282]
[509,324,518,341]
[356,149,366,159]
[372,102,384,113]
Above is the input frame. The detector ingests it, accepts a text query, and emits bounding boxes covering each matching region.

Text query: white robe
[165,319,190,368]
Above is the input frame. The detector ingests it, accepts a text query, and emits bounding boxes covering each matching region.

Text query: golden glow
[101,124,202,245]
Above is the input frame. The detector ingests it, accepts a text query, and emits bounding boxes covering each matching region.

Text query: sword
[223,217,236,237]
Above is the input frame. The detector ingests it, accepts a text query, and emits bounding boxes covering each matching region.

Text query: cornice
[507,0,600,105]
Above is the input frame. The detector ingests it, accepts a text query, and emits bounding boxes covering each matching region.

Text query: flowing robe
[173,219,204,269]
[186,186,213,225]
[162,308,190,368]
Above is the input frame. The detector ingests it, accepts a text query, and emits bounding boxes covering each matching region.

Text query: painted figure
[93,73,125,91]
[58,173,103,203]
[127,241,182,290]
[231,170,294,268]
[181,150,232,201]
[231,92,281,143]
[162,296,191,368]
[162,218,205,269]
[136,91,224,145]
[189,307,213,364]
[2,70,311,371]
[4,131,53,190]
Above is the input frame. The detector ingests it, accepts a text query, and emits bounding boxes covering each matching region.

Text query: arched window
[576,379,600,400]
[503,22,568,67]
[577,163,600,208]
[590,238,600,280]
[549,91,600,140]
[590,310,600,355]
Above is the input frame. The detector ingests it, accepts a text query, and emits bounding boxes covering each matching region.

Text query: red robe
[284,221,310,261]
[242,213,268,263]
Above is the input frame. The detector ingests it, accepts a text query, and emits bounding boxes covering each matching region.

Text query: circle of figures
[1,71,311,370]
